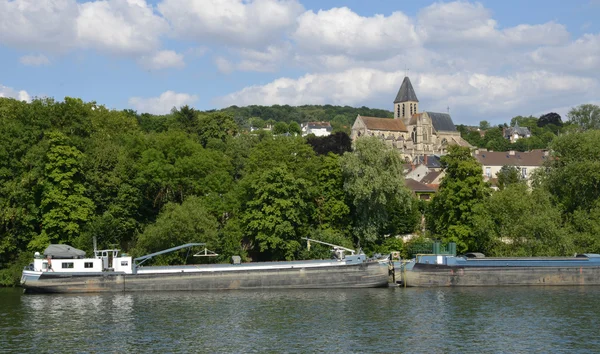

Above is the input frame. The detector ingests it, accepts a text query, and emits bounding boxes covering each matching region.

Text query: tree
[479,120,491,130]
[543,130,600,214]
[306,132,352,156]
[134,196,219,265]
[341,137,412,246]
[288,121,302,136]
[197,112,238,147]
[242,167,311,261]
[34,131,95,248]
[472,184,571,256]
[427,145,491,252]
[272,121,289,135]
[537,112,562,128]
[496,165,523,190]
[567,104,600,131]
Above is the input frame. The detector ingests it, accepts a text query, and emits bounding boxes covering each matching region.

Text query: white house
[302,122,332,137]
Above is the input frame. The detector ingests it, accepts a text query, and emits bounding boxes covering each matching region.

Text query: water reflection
[2,287,600,352]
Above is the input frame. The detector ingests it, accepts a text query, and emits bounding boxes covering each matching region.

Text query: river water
[1,286,599,353]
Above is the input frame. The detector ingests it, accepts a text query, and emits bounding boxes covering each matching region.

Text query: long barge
[401,253,600,287]
[21,241,390,293]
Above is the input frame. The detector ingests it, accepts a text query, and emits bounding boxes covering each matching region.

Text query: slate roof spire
[394,76,419,103]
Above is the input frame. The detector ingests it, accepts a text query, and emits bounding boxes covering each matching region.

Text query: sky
[1,0,599,126]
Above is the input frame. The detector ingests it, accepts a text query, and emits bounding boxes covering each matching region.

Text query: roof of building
[504,122,530,138]
[473,149,549,167]
[304,121,331,129]
[394,76,419,103]
[426,112,457,132]
[413,155,443,169]
[405,178,437,193]
[359,116,408,132]
[420,171,443,184]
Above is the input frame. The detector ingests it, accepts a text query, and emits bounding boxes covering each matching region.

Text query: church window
[397,105,400,117]
[410,104,413,115]
[402,104,405,117]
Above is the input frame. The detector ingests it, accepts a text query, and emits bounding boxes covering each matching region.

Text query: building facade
[351,76,471,162]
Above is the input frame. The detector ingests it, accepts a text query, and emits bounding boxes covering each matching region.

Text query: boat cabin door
[96,250,119,270]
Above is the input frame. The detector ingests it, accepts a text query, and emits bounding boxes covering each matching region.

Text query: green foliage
[134,196,219,265]
[472,184,571,256]
[341,137,412,246]
[496,165,523,190]
[242,167,310,261]
[427,146,491,252]
[197,112,238,147]
[567,104,600,131]
[273,121,289,135]
[479,120,491,130]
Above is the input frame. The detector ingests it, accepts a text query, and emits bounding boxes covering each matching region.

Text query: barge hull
[403,264,600,287]
[22,262,389,293]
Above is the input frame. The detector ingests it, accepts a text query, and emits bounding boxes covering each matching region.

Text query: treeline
[428,131,600,256]
[0,98,413,285]
[457,105,600,152]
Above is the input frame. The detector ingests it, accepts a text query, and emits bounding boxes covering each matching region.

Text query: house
[351,76,472,162]
[405,178,437,200]
[405,164,429,182]
[420,170,444,187]
[503,122,531,143]
[302,122,332,137]
[473,149,549,184]
[412,154,443,172]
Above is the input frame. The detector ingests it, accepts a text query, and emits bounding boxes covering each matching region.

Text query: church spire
[394,76,419,103]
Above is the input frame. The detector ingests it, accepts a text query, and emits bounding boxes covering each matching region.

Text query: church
[350,76,471,162]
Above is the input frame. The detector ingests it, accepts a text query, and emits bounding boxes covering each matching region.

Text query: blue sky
[1,0,599,125]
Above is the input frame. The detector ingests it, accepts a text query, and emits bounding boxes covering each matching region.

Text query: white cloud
[214,56,234,74]
[19,54,51,66]
[139,50,185,70]
[530,33,600,73]
[217,68,599,125]
[0,84,32,102]
[293,7,418,59]
[0,0,79,51]
[128,90,198,114]
[76,0,168,55]
[158,0,304,48]
[417,2,569,48]
[0,0,168,56]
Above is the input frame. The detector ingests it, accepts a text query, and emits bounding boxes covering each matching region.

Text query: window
[121,261,128,266]
[397,105,400,117]
[402,104,405,117]
[84,262,94,268]
[522,168,527,179]
[485,167,491,177]
[62,262,74,269]
[410,104,413,115]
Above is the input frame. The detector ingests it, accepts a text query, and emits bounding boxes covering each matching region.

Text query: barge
[401,253,600,287]
[21,240,390,293]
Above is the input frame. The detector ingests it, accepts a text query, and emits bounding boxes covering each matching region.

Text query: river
[1,286,599,353]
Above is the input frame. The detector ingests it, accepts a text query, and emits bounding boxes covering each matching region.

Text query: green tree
[479,120,491,130]
[242,166,310,260]
[273,121,289,135]
[341,137,412,246]
[472,184,571,256]
[34,131,95,248]
[427,145,491,252]
[567,104,600,131]
[288,121,302,136]
[197,112,238,147]
[496,165,523,190]
[134,196,219,265]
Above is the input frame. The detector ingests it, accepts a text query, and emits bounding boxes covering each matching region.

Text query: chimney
[475,149,479,155]
[509,150,515,156]
[424,154,428,166]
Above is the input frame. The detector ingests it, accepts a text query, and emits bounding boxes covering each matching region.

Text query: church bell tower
[394,76,419,125]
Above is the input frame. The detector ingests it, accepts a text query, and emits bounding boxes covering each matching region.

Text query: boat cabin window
[121,261,128,266]
[84,262,94,268]
[42,262,49,270]
[62,262,74,269]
